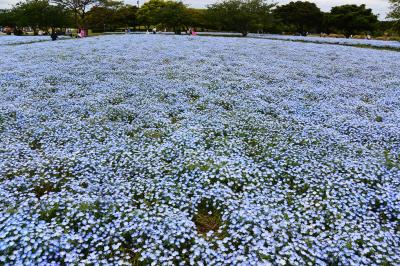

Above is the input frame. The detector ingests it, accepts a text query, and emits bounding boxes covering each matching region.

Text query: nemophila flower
[248,33,400,49]
[0,34,399,265]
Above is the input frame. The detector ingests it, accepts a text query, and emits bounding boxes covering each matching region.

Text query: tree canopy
[273,1,323,34]
[0,9,16,28]
[86,1,138,32]
[0,0,388,37]
[207,0,275,36]
[328,4,378,37]
[137,0,190,31]
[52,0,99,27]
[1,0,71,34]
[388,0,400,34]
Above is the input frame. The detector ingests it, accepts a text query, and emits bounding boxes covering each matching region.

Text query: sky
[0,0,391,19]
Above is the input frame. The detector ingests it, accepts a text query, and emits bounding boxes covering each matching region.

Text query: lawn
[0,34,399,265]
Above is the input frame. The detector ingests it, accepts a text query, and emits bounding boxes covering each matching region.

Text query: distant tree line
[388,0,400,34]
[0,0,399,37]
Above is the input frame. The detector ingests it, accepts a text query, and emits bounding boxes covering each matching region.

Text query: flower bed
[0,34,399,265]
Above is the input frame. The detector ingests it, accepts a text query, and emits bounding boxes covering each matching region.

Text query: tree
[0,9,16,28]
[185,8,207,30]
[328,4,378,38]
[206,0,275,36]
[114,5,138,29]
[44,4,72,32]
[136,0,189,32]
[13,0,48,34]
[160,1,190,32]
[86,1,138,32]
[273,1,323,34]
[52,0,99,28]
[11,0,71,34]
[137,0,165,29]
[387,0,400,34]
[85,5,114,31]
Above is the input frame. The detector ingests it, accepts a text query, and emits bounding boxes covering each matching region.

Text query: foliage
[185,8,207,29]
[86,1,138,32]
[159,1,190,31]
[388,0,400,34]
[136,0,190,31]
[328,4,378,37]
[52,0,99,27]
[273,1,323,34]
[206,0,275,36]
[136,0,164,29]
[12,0,71,34]
[0,0,390,36]
[0,9,16,28]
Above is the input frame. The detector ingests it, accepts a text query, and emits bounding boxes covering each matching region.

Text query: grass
[39,203,60,222]
[193,199,225,238]
[33,181,62,198]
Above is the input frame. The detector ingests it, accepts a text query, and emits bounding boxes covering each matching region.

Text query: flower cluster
[249,33,400,49]
[0,34,399,265]
[0,35,71,46]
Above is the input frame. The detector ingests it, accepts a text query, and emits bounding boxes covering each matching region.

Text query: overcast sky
[0,0,391,19]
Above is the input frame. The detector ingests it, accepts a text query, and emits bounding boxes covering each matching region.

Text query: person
[152,27,156,34]
[189,28,192,35]
[51,32,58,41]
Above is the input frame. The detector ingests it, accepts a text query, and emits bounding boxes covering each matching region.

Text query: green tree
[45,4,72,32]
[85,5,114,31]
[13,0,48,34]
[160,1,190,32]
[115,5,138,29]
[11,0,71,34]
[387,0,400,34]
[86,1,138,32]
[328,4,378,38]
[137,0,165,29]
[273,1,323,34]
[0,9,16,28]
[185,8,207,30]
[206,0,275,36]
[52,0,99,28]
